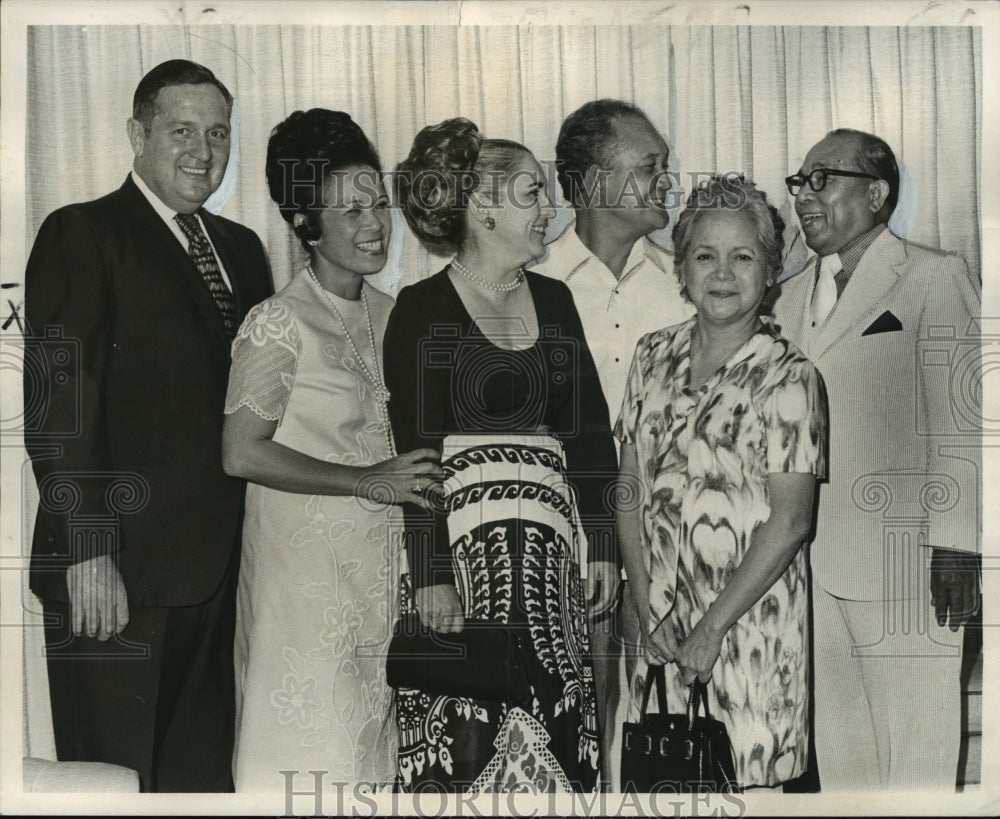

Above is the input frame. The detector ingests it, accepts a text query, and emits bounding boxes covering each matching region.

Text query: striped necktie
[174,212,238,338]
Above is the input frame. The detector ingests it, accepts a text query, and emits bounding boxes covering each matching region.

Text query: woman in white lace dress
[221,109,443,791]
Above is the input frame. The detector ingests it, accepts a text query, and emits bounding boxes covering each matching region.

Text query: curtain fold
[23,24,981,291]
[934,26,980,278]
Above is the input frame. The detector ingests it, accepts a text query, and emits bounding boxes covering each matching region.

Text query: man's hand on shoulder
[66,554,130,640]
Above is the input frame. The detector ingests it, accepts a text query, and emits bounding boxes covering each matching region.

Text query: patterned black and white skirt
[395,434,600,793]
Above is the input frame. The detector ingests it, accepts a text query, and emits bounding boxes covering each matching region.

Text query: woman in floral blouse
[616,175,827,789]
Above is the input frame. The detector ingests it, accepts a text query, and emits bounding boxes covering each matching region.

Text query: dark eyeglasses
[785,168,879,196]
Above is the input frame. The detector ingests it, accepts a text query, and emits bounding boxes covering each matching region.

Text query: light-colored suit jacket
[772,229,980,601]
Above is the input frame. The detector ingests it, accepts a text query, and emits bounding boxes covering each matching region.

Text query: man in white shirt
[534,99,693,787]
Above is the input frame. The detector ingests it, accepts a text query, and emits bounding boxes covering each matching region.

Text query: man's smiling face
[129,83,231,214]
[795,132,881,256]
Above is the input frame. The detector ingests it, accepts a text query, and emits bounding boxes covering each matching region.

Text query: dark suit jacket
[25,175,273,607]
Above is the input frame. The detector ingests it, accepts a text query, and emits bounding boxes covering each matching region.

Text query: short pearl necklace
[450,259,525,293]
[307,266,396,457]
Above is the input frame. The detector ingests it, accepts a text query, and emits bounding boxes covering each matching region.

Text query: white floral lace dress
[225,269,400,791]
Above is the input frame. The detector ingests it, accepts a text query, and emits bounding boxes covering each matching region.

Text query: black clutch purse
[621,664,741,793]
[385,612,531,705]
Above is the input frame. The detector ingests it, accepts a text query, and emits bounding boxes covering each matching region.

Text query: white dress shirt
[533,217,695,423]
[130,171,233,290]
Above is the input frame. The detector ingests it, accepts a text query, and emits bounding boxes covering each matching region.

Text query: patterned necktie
[174,212,238,338]
[811,253,841,329]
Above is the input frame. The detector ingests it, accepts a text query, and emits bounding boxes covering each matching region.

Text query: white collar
[549,215,667,282]
[131,170,198,227]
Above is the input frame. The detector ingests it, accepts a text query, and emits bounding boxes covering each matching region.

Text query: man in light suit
[24,59,272,791]
[772,128,980,789]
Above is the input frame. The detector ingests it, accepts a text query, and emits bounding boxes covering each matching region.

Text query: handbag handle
[639,663,669,720]
[686,679,713,727]
[641,666,714,728]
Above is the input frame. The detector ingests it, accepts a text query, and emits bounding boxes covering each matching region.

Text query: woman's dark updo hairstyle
[265,108,381,251]
[395,117,530,254]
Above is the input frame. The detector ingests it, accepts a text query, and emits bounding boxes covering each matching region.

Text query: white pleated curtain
[25,24,981,291]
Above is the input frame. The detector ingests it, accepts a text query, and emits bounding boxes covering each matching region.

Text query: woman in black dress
[385,118,617,792]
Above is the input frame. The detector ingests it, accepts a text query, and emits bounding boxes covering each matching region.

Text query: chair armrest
[22,756,140,793]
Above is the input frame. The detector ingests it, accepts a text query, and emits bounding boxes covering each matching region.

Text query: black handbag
[621,664,741,793]
[385,612,531,705]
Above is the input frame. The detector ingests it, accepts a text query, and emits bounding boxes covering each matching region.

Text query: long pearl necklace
[450,259,525,293]
[307,266,396,457]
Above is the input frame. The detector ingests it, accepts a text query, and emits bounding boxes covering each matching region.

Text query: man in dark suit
[773,129,980,789]
[23,59,272,792]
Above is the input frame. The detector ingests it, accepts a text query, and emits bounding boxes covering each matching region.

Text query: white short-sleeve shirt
[532,217,694,425]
